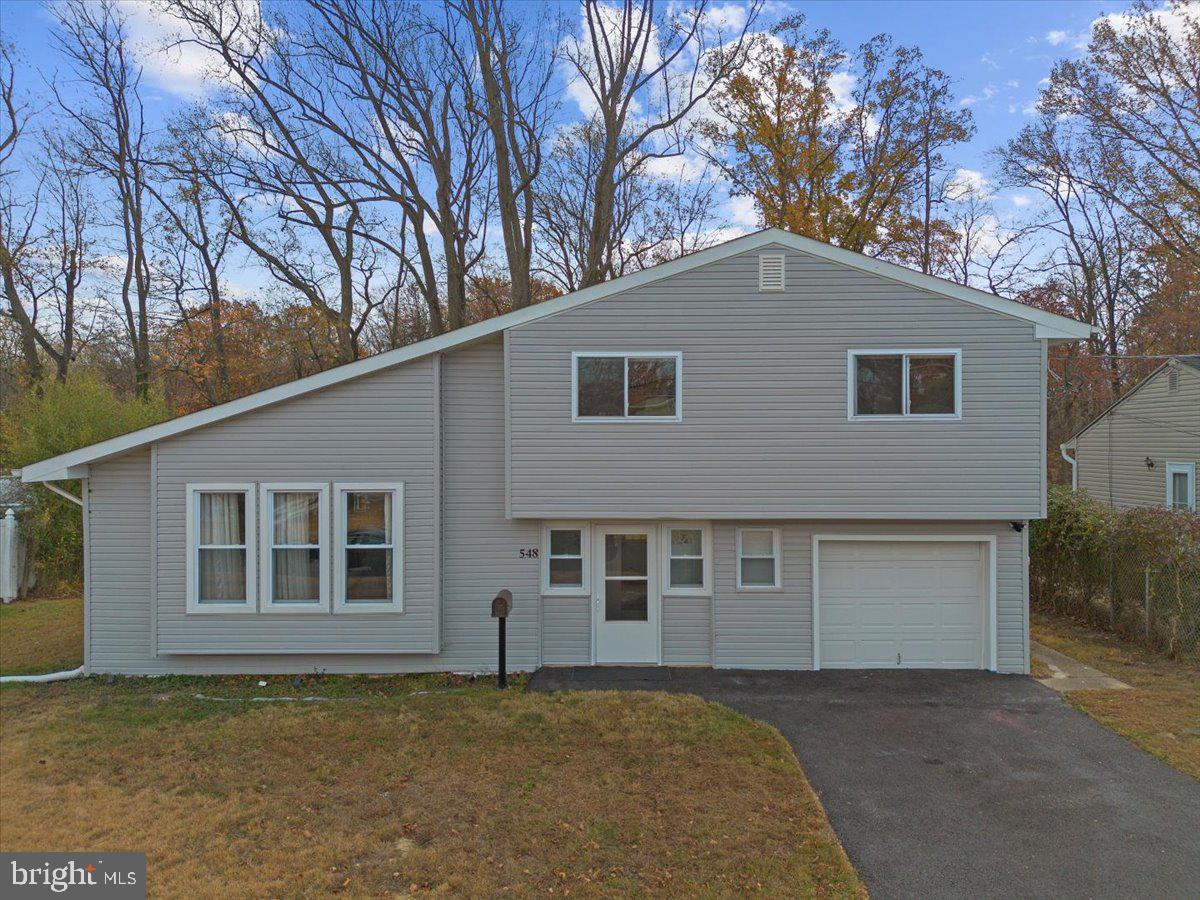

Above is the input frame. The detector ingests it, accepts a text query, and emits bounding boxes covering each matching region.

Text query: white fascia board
[20,228,1091,481]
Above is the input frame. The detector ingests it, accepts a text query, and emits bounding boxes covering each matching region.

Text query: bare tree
[50,0,154,397]
[451,0,558,311]
[561,0,758,287]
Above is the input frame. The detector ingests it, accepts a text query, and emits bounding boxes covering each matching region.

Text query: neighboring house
[17,229,1091,676]
[1062,356,1200,512]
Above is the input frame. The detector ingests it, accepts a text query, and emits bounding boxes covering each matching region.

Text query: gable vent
[758,253,785,292]
[1168,367,1179,393]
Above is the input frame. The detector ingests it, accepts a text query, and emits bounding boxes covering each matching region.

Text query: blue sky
[0,0,1139,291]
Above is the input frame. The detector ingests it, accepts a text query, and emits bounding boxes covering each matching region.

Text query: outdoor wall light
[1145,456,1156,470]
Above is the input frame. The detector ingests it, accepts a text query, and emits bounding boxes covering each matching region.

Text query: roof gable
[1065,356,1200,445]
[20,228,1093,482]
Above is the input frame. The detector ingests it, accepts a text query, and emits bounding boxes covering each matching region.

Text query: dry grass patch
[0,596,83,675]
[1,675,862,898]
[1032,614,1200,781]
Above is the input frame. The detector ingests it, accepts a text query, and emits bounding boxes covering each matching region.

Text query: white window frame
[736,527,783,591]
[186,483,257,614]
[542,521,590,595]
[660,522,712,596]
[1165,461,1196,512]
[571,351,683,422]
[847,349,963,421]
[332,482,404,613]
[259,483,330,613]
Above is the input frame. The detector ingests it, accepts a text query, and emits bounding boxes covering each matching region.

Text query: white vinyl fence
[1,508,21,602]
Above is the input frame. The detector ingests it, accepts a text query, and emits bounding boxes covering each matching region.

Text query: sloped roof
[19,227,1094,482]
[1064,354,1200,445]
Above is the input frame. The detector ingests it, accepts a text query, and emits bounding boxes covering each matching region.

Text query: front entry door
[593,526,660,664]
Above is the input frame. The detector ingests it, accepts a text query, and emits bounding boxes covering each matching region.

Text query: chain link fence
[1031,550,1200,662]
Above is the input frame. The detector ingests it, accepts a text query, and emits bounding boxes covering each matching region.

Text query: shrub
[0,372,170,585]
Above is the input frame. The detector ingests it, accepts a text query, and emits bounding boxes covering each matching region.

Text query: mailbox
[491,589,513,619]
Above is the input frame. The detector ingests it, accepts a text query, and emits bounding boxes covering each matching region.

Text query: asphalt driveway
[527,667,1200,899]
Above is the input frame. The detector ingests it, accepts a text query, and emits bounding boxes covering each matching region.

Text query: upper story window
[572,352,682,421]
[849,349,961,420]
[186,484,257,614]
[261,484,329,613]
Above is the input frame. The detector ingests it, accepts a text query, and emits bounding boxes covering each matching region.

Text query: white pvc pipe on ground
[0,666,85,684]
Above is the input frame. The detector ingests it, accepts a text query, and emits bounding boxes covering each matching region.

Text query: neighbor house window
[333,483,403,612]
[543,523,589,594]
[849,350,961,419]
[572,352,682,420]
[186,484,256,613]
[737,528,781,590]
[661,523,711,594]
[260,484,329,612]
[1166,462,1196,512]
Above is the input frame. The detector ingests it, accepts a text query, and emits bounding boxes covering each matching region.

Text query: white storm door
[593,526,660,664]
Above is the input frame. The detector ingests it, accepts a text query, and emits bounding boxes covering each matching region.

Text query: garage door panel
[819,540,985,670]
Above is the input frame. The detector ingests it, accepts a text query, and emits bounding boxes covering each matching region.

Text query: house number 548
[519,548,539,559]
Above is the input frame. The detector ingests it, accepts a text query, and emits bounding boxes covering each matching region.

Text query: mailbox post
[491,589,513,689]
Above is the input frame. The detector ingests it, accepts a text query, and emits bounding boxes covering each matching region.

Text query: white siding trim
[735,527,783,591]
[259,483,331,614]
[149,446,159,658]
[846,348,963,421]
[332,482,405,613]
[810,534,999,672]
[660,521,713,596]
[185,483,258,615]
[570,351,683,422]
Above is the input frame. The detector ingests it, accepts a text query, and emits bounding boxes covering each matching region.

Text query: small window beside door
[572,352,682,421]
[1166,462,1196,512]
[661,523,711,595]
[543,523,589,594]
[737,528,782,590]
[849,349,961,419]
[187,484,257,613]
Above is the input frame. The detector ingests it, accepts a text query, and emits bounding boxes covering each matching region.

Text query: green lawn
[0,597,863,897]
[1032,614,1200,781]
[0,596,83,675]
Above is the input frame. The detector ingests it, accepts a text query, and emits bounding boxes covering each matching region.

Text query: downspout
[1,666,84,684]
[1060,443,1077,490]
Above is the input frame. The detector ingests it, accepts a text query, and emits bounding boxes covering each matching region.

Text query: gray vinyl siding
[712,520,1027,674]
[540,596,591,664]
[507,244,1045,520]
[662,596,713,665]
[1074,363,1200,510]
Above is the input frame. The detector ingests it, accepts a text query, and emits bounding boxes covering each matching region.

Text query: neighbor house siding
[507,244,1045,521]
[1074,363,1200,510]
[712,520,1027,674]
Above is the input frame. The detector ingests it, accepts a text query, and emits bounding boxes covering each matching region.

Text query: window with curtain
[188,485,256,612]
[264,487,326,609]
[335,484,403,611]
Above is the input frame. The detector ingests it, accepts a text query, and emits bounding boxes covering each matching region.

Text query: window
[333,483,403,612]
[737,528,781,590]
[543,523,589,594]
[186,484,256,613]
[849,349,961,419]
[572,352,682,421]
[260,484,328,612]
[1166,462,1196,512]
[759,253,785,291]
[661,523,711,595]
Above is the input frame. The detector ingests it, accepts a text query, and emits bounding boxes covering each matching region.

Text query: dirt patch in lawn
[1032,614,1200,781]
[0,596,83,675]
[1,675,863,897]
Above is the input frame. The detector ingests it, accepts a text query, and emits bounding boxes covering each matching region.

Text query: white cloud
[959,85,997,107]
[1045,29,1069,46]
[727,195,759,229]
[980,53,999,70]
[1006,79,1020,89]
[947,168,993,201]
[642,152,708,182]
[1011,194,1032,207]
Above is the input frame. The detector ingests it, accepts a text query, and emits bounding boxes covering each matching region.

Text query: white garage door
[818,540,986,669]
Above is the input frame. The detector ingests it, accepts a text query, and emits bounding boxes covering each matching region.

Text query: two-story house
[18,229,1092,675]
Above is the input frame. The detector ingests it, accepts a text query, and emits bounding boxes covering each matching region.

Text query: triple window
[186,482,403,614]
[572,352,682,421]
[849,349,961,419]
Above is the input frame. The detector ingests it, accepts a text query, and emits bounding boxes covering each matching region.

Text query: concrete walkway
[1032,640,1132,691]
[528,667,1200,899]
